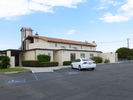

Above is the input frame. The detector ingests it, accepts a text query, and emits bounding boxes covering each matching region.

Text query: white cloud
[106,0,122,6]
[95,0,121,10]
[100,13,130,23]
[66,29,76,35]
[100,0,122,6]
[95,6,108,10]
[0,0,29,19]
[100,0,133,23]
[0,0,84,19]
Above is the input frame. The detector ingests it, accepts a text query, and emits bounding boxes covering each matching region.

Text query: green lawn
[0,68,30,73]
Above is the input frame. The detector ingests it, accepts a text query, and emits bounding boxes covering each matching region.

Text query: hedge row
[22,61,58,67]
[63,61,72,65]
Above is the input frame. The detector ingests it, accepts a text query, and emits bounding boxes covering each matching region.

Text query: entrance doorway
[70,53,76,61]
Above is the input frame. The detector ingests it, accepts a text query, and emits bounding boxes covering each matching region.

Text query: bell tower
[20,27,33,50]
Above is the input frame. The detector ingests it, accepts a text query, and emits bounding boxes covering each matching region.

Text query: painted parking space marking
[32,72,39,80]
[66,72,80,75]
[4,79,26,84]
[33,72,64,81]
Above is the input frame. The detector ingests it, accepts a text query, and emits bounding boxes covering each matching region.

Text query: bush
[104,59,110,63]
[63,61,72,66]
[22,60,58,67]
[91,57,103,64]
[0,56,10,69]
[37,54,51,62]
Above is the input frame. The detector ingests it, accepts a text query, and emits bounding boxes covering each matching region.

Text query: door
[70,53,76,61]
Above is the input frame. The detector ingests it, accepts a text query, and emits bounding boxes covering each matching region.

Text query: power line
[96,39,126,44]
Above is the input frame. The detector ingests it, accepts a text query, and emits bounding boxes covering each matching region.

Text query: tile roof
[29,35,96,47]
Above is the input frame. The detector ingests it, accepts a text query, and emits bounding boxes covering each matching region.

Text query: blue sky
[0,0,133,52]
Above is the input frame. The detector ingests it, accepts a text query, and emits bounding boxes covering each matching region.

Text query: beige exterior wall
[21,30,32,41]
[6,51,15,68]
[56,50,100,65]
[29,39,49,50]
[98,52,118,63]
[36,50,53,61]
[20,49,101,66]
[53,51,63,65]
[28,38,96,51]
[10,56,15,68]
[21,50,36,61]
[20,50,54,62]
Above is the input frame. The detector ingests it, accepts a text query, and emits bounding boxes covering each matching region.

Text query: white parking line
[32,71,39,80]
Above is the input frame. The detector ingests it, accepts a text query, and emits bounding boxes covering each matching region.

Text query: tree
[0,56,10,69]
[116,47,131,60]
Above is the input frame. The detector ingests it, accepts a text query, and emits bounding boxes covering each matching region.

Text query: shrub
[0,56,10,69]
[63,61,72,66]
[37,54,51,62]
[104,59,110,63]
[22,60,58,67]
[91,56,103,64]
[22,60,39,67]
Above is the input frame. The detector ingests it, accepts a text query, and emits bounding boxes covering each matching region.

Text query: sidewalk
[21,66,71,73]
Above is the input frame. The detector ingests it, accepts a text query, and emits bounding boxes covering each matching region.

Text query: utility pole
[127,38,130,48]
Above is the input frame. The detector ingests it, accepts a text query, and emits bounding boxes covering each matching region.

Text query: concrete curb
[1,71,32,74]
[21,66,71,73]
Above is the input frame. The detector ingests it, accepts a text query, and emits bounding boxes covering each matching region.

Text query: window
[72,47,77,50]
[61,46,66,49]
[30,38,34,43]
[48,53,51,56]
[81,46,82,49]
[55,43,57,47]
[82,58,92,61]
[90,54,94,58]
[80,53,85,58]
[75,59,80,62]
[69,44,71,48]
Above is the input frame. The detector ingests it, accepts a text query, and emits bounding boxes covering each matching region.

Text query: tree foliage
[116,47,133,60]
[0,56,10,69]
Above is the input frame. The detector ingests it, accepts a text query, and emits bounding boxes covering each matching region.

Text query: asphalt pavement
[0,63,133,100]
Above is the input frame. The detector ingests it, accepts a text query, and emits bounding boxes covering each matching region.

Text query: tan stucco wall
[21,50,54,62]
[36,50,53,61]
[56,50,101,65]
[98,52,118,63]
[29,39,49,50]
[28,38,96,51]
[6,51,15,68]
[10,56,15,68]
[53,51,63,65]
[22,50,36,61]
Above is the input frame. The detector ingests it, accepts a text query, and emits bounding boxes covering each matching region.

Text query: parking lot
[0,63,133,100]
